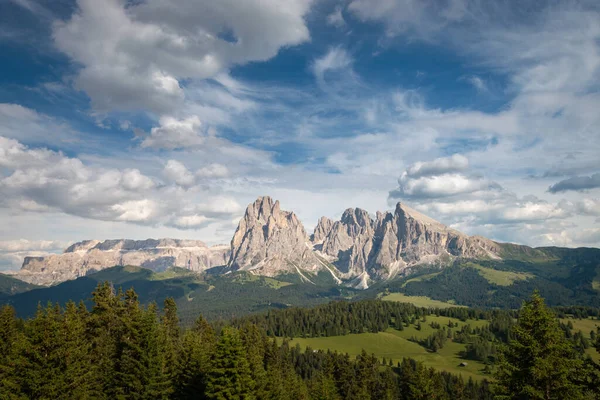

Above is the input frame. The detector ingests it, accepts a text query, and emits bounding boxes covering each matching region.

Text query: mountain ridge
[7,195,598,289]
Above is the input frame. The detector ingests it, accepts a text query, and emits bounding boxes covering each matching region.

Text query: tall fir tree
[494,291,587,400]
[205,326,255,400]
[0,305,25,400]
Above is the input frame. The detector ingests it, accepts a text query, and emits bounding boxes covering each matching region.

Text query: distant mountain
[12,238,230,286]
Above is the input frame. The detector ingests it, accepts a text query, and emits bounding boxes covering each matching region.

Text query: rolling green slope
[371,246,600,309]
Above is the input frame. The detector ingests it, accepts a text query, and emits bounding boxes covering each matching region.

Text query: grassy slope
[381,293,464,308]
[560,317,600,363]
[0,273,39,298]
[593,267,600,291]
[464,262,533,286]
[285,315,490,381]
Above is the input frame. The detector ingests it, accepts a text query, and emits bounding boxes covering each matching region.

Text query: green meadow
[285,315,491,381]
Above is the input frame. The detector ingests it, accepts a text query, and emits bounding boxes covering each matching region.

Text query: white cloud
[163,160,196,187]
[141,116,205,150]
[171,214,209,229]
[196,163,229,179]
[0,239,65,253]
[0,239,67,271]
[466,75,487,92]
[394,173,496,199]
[311,47,353,82]
[111,199,158,222]
[327,6,346,28]
[0,136,242,230]
[53,0,313,113]
[0,103,78,144]
[404,154,469,179]
[391,155,498,199]
[575,198,600,216]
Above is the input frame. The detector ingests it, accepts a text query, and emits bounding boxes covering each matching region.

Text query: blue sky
[1,0,599,270]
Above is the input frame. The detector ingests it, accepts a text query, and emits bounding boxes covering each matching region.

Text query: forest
[1,283,599,399]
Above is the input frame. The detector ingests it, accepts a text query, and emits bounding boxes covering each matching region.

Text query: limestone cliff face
[315,208,375,278]
[16,239,230,286]
[228,197,321,281]
[313,202,501,285]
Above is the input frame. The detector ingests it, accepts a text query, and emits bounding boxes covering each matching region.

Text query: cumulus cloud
[141,116,205,150]
[548,173,600,193]
[0,136,242,229]
[163,160,196,188]
[53,0,313,113]
[390,155,498,199]
[574,198,600,216]
[404,154,469,179]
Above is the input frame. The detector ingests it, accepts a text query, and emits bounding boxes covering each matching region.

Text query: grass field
[560,317,600,363]
[401,272,441,288]
[593,267,600,292]
[381,293,464,308]
[230,273,292,289]
[465,262,533,286]
[284,315,491,381]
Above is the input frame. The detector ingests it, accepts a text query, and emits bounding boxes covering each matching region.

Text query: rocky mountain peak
[340,208,373,230]
[228,197,321,280]
[313,201,502,287]
[312,216,334,243]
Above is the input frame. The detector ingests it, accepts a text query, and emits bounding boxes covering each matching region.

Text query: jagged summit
[228,196,322,281]
[394,202,454,231]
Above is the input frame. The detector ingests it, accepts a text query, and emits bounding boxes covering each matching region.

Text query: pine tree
[206,326,255,400]
[0,305,25,399]
[174,315,216,398]
[89,282,122,396]
[60,301,101,398]
[494,291,587,400]
[159,298,181,397]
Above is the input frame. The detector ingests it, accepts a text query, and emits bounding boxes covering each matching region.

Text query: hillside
[2,265,354,322]
[0,273,39,299]
[370,247,600,308]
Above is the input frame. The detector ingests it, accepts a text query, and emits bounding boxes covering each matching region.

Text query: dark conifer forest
[1,283,599,399]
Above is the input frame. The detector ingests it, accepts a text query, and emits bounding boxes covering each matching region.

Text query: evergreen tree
[206,326,255,400]
[159,297,181,397]
[175,315,216,398]
[494,292,587,400]
[308,369,340,400]
[0,305,25,399]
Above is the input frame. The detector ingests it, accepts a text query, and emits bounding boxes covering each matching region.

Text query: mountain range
[2,195,600,319]
[9,196,503,288]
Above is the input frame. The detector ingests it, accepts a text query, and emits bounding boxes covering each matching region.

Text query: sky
[0,0,599,270]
